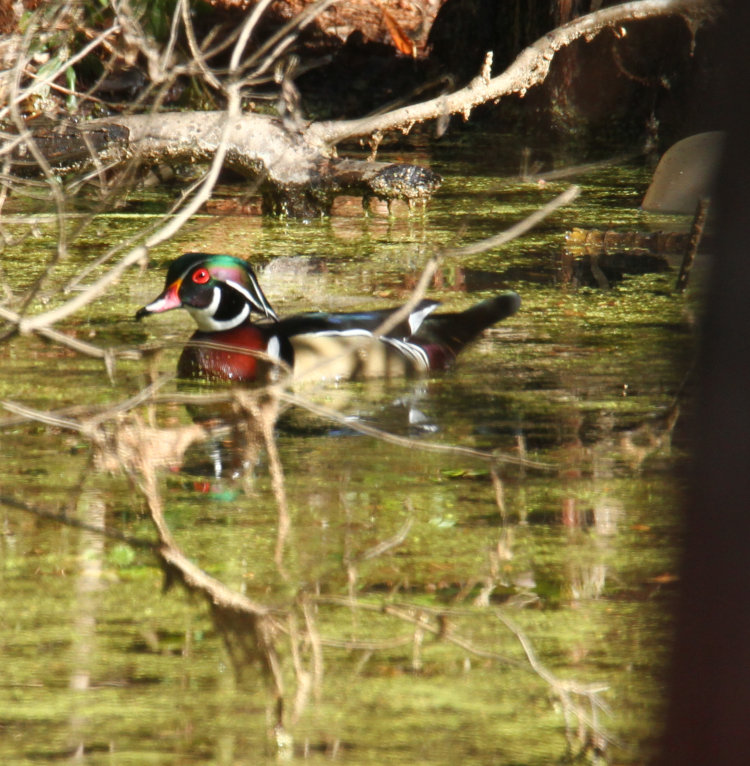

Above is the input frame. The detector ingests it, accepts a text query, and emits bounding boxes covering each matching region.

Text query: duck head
[136,253,278,331]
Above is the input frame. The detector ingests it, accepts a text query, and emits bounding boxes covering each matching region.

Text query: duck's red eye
[192,267,210,284]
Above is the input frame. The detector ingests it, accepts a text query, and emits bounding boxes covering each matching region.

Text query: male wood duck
[136,253,521,384]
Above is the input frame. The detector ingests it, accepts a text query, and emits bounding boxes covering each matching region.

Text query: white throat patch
[187,286,250,331]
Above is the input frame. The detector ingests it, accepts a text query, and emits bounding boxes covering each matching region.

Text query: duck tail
[415,291,521,368]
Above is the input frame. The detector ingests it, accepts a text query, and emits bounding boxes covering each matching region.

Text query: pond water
[0,135,696,764]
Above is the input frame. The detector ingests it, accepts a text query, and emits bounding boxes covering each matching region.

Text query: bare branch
[178,0,222,91]
[310,0,714,145]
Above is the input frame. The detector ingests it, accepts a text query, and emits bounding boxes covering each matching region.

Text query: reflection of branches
[495,611,614,755]
[279,390,553,470]
[136,448,277,618]
[233,391,291,574]
[314,594,612,752]
[358,517,414,562]
[0,368,609,757]
[0,492,154,549]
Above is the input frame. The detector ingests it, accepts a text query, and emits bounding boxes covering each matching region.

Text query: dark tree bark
[657,1,750,764]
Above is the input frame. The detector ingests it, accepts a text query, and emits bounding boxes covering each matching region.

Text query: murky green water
[1,137,695,764]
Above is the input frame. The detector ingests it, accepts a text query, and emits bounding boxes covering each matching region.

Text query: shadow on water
[0,145,695,764]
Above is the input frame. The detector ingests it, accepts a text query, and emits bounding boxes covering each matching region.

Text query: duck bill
[135,280,182,319]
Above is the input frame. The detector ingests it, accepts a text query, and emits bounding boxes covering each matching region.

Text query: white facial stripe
[207,285,222,315]
[226,278,278,319]
[408,303,439,335]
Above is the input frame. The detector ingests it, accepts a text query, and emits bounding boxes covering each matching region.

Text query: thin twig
[315,596,524,667]
[179,0,222,90]
[358,517,414,561]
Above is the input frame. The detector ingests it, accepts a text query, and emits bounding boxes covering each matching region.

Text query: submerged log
[564,227,691,255]
[562,226,700,289]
